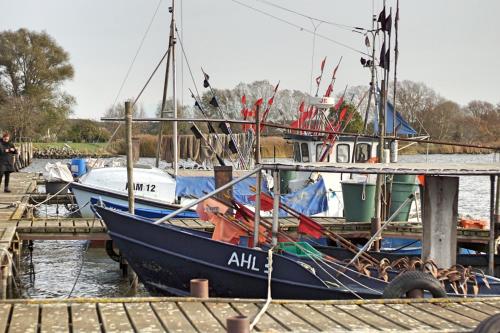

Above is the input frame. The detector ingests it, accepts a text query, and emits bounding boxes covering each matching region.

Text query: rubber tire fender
[105,240,121,262]
[383,271,446,299]
[473,314,500,333]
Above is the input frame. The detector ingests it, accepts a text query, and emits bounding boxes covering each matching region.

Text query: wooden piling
[125,101,135,214]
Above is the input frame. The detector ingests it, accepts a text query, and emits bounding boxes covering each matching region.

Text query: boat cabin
[285,133,379,164]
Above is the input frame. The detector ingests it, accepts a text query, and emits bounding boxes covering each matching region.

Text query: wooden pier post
[214,166,233,202]
[489,175,497,275]
[227,316,250,333]
[422,176,459,268]
[125,101,135,214]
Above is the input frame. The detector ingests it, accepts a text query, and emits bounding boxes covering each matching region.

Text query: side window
[293,142,301,162]
[336,144,350,163]
[355,143,371,162]
[301,143,310,162]
[316,144,330,162]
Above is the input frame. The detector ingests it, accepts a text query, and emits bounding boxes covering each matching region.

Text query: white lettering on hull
[227,251,262,272]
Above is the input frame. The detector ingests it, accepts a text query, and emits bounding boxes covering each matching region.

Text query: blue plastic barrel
[71,158,87,177]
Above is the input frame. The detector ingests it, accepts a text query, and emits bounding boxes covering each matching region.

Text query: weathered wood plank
[336,304,404,331]
[71,303,101,333]
[124,302,165,332]
[204,302,241,329]
[178,301,225,332]
[9,304,39,333]
[265,303,317,332]
[40,304,69,333]
[98,303,134,333]
[309,303,369,331]
[461,301,500,316]
[0,304,11,333]
[230,302,287,332]
[284,303,344,331]
[412,303,479,329]
[388,303,462,331]
[151,302,196,333]
[361,303,433,331]
[444,303,491,321]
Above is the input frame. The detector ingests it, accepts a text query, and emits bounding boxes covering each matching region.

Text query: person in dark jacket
[0,132,17,193]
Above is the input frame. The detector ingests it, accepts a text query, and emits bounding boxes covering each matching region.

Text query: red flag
[255,98,263,107]
[290,119,300,128]
[241,95,246,105]
[268,96,274,106]
[333,97,344,110]
[299,101,305,113]
[249,194,274,211]
[297,214,323,239]
[320,57,327,72]
[339,106,348,121]
[332,63,340,79]
[325,83,333,97]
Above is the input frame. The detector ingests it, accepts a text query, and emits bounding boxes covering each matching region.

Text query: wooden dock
[0,296,498,332]
[3,216,492,245]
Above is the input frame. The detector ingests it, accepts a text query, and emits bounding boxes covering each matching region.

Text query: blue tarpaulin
[175,176,267,206]
[374,101,417,135]
[176,176,328,216]
[281,178,328,216]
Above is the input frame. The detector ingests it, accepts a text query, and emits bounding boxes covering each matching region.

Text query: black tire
[105,240,120,262]
[383,271,446,299]
[473,314,500,333]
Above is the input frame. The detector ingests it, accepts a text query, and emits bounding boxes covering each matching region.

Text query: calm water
[17,154,499,298]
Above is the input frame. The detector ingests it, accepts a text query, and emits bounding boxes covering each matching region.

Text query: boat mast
[155,0,178,176]
[155,1,175,168]
[171,0,178,176]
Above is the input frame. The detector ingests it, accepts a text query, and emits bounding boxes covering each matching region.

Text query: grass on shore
[33,142,109,155]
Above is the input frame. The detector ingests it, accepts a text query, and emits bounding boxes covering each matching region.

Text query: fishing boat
[94,203,500,299]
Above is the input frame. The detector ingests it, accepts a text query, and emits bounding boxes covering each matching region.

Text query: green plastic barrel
[280,170,293,194]
[341,181,376,222]
[389,182,417,221]
[393,174,416,183]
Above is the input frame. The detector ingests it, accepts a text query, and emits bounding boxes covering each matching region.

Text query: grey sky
[1,0,499,119]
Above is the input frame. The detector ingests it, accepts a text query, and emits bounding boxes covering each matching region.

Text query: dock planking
[0,296,495,332]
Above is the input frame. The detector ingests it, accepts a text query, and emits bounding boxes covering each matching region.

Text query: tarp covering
[175,176,268,206]
[45,162,73,182]
[281,178,328,216]
[177,176,328,216]
[374,101,417,135]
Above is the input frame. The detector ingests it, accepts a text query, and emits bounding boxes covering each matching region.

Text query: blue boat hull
[95,205,382,299]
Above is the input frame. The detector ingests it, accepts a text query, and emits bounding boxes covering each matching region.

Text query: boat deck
[0,296,499,332]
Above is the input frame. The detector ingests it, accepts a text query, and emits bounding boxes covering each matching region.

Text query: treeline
[346,81,500,146]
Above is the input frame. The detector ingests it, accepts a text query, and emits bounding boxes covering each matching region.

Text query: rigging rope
[254,0,366,32]
[231,0,370,57]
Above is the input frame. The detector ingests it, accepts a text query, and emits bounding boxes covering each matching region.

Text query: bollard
[190,279,209,298]
[226,316,250,333]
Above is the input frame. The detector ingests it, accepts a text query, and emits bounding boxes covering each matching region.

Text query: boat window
[301,143,310,162]
[336,144,350,163]
[355,143,371,162]
[316,144,330,162]
[293,142,301,162]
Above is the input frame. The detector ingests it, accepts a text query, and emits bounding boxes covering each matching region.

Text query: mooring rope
[67,240,90,298]
[28,182,72,208]
[250,247,273,331]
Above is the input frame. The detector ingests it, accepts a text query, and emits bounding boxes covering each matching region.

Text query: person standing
[0,132,17,193]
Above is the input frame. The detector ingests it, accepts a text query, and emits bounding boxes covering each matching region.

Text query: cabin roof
[260,162,500,175]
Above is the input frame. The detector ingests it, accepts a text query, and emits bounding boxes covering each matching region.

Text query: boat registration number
[125,183,156,192]
[227,251,269,273]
